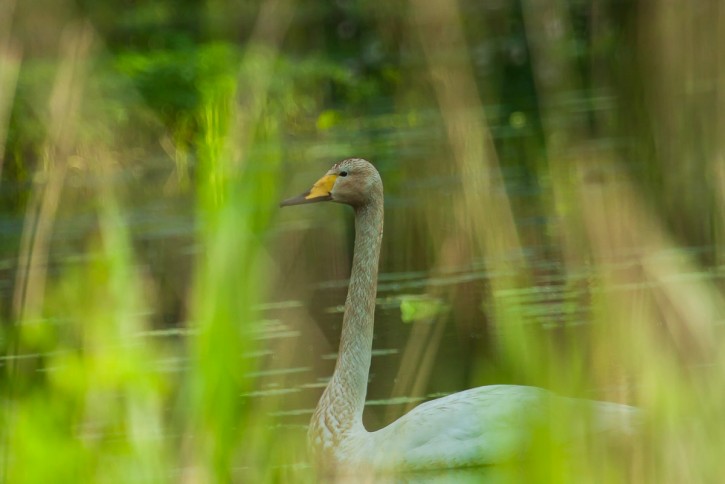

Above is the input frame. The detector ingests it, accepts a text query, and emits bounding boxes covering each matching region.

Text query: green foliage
[2,1,725,483]
[113,43,238,145]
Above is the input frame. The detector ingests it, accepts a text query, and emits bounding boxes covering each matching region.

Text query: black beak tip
[279,193,332,207]
[280,192,312,207]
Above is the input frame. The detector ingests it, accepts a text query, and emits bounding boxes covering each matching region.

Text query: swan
[280,158,638,475]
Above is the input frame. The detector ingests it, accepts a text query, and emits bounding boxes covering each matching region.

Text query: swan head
[280,158,382,209]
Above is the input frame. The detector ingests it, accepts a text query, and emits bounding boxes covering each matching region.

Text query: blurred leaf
[316,109,340,131]
[398,294,448,323]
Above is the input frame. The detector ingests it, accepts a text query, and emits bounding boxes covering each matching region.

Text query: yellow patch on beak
[305,174,337,200]
[279,173,338,207]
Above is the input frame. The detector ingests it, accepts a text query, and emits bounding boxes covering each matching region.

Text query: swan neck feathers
[309,188,384,459]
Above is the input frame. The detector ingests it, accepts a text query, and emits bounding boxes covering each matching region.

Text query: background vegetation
[1,0,724,481]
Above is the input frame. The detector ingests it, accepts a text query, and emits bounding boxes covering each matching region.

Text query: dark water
[0,113,549,421]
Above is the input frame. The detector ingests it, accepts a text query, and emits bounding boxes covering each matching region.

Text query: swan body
[281,158,637,474]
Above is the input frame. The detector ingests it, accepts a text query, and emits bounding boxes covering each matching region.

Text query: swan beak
[280,174,338,207]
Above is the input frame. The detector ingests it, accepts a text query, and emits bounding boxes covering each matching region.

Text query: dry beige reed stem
[12,23,94,324]
[383,0,532,416]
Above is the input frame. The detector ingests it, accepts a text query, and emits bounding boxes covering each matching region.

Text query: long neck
[315,198,384,435]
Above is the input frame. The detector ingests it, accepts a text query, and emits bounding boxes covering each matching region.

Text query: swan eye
[340,171,348,177]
